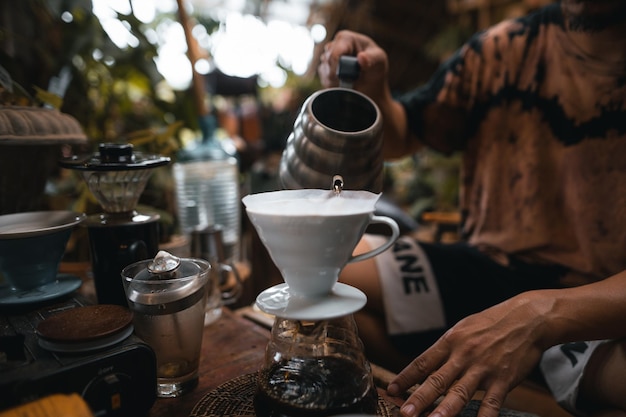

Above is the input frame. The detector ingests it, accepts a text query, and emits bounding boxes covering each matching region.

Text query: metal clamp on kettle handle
[337,55,360,89]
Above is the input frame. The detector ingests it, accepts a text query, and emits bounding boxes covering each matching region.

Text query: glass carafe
[254,314,378,417]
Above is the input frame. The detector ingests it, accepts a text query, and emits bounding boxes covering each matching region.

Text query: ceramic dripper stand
[242,178,400,417]
[59,143,170,306]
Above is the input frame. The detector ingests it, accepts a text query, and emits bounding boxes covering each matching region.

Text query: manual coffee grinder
[242,178,400,417]
[59,143,170,306]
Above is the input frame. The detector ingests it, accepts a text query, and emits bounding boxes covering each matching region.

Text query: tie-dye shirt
[398,3,626,285]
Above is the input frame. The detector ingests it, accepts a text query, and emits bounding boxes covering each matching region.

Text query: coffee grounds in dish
[37,304,132,342]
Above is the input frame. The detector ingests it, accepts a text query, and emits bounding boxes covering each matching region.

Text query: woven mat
[189,372,393,417]
[189,372,538,417]
[461,401,538,417]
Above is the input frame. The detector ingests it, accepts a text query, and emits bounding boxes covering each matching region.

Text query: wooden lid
[0,106,87,144]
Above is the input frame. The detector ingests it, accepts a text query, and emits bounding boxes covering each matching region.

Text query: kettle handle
[337,55,360,89]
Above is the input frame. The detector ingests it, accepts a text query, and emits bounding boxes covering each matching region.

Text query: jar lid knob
[148,250,181,275]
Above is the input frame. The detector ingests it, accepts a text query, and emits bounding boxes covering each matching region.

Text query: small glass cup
[121,251,209,397]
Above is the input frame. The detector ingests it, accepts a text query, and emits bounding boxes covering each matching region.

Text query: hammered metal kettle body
[279,57,384,193]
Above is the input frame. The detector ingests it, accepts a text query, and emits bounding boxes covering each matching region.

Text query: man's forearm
[533,270,626,349]
[380,98,422,159]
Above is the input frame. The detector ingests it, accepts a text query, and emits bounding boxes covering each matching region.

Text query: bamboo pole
[176,0,209,118]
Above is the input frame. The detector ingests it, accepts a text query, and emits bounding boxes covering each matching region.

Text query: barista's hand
[318,30,390,103]
[387,292,550,417]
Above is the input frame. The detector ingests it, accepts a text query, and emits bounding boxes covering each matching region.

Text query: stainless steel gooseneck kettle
[279,56,384,193]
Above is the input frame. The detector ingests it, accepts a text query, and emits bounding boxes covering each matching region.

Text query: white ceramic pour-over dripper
[243,189,399,320]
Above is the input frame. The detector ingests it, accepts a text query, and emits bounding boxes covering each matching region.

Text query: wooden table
[59,260,571,417]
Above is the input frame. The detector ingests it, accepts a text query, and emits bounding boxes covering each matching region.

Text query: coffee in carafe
[254,356,378,417]
[253,317,378,417]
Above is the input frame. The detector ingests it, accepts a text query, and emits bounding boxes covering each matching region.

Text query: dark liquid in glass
[254,356,378,417]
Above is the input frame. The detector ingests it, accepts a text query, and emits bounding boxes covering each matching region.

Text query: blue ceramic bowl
[0,211,85,290]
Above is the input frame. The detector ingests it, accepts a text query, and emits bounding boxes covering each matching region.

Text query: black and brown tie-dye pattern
[399,3,626,285]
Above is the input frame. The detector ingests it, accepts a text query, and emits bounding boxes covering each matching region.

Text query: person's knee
[353,310,413,372]
[579,339,626,414]
[340,237,384,312]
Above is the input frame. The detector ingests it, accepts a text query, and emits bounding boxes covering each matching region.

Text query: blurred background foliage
[1,0,192,147]
[1,0,180,245]
[0,0,471,243]
[1,0,550,243]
